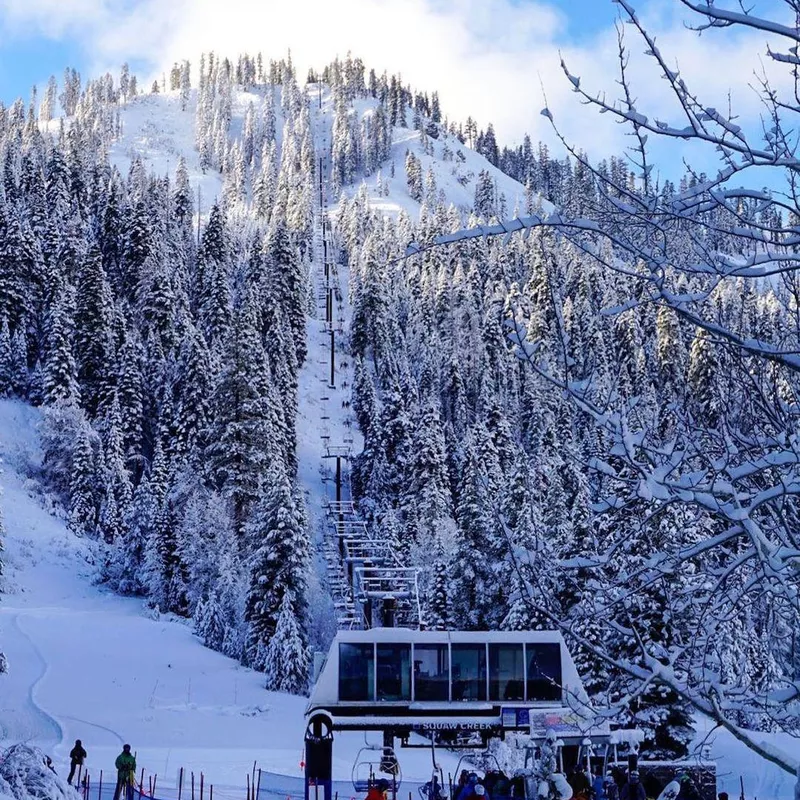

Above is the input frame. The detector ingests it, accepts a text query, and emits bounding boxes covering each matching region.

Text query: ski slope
[0,400,460,794]
[2,82,798,800]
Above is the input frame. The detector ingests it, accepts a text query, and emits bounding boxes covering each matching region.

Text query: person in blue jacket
[591,766,607,800]
[456,773,479,800]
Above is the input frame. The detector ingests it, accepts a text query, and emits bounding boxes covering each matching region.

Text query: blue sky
[0,0,620,106]
[0,37,75,103]
[0,0,788,183]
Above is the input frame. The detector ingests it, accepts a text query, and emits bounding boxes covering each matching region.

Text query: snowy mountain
[0,50,799,800]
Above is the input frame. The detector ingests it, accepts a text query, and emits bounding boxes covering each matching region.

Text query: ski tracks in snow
[0,611,63,746]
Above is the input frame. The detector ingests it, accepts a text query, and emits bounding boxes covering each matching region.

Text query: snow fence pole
[179,768,184,800]
[200,771,204,800]
[191,773,195,800]
[98,770,102,800]
[247,773,251,800]
[152,775,158,799]
[140,768,145,800]
[256,769,262,800]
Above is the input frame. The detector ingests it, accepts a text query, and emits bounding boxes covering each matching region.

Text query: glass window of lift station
[413,644,449,701]
[526,643,563,702]
[451,644,487,701]
[339,643,375,701]
[489,643,525,701]
[377,643,412,701]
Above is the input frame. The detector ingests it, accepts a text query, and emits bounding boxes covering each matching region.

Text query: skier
[366,778,390,800]
[676,774,699,800]
[113,744,137,800]
[454,771,470,798]
[67,740,87,785]
[568,767,591,800]
[591,767,606,800]
[620,772,645,800]
[492,772,511,800]
[423,775,445,800]
[604,773,619,800]
[456,774,479,800]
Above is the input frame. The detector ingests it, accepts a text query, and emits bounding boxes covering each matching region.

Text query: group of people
[54,739,137,800]
[566,765,640,800]
[568,766,715,800]
[454,770,513,800]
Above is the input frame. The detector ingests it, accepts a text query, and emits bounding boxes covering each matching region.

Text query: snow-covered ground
[0,400,457,796]
[2,83,797,800]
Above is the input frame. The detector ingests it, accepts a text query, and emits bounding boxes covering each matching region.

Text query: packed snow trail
[0,612,62,744]
[0,399,460,790]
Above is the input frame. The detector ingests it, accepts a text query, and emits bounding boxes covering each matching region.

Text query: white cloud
[0,0,795,174]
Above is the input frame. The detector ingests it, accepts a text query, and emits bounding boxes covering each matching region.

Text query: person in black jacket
[621,772,645,800]
[67,740,87,785]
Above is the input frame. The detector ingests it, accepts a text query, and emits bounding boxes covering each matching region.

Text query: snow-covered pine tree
[244,459,308,670]
[263,590,309,694]
[267,221,307,368]
[0,318,11,397]
[426,558,452,631]
[43,292,80,407]
[405,151,422,202]
[205,298,281,534]
[195,590,227,651]
[67,423,97,537]
[473,170,495,220]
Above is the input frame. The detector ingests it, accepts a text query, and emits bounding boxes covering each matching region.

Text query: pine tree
[10,325,28,398]
[244,460,308,669]
[195,591,227,650]
[264,590,309,694]
[687,327,719,426]
[97,395,133,543]
[426,559,452,631]
[74,246,113,416]
[197,204,232,346]
[206,299,283,533]
[67,424,97,537]
[43,292,80,407]
[405,151,422,202]
[267,222,307,367]
[0,318,11,397]
[474,170,495,220]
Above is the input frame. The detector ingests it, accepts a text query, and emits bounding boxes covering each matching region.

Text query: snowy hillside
[103,83,526,223]
[0,399,460,790]
[0,63,506,794]
[2,50,799,800]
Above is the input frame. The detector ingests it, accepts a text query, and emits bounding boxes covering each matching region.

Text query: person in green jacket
[113,745,136,800]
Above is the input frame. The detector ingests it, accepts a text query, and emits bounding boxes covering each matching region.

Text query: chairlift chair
[352,741,403,796]
[419,733,447,800]
[449,749,501,798]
